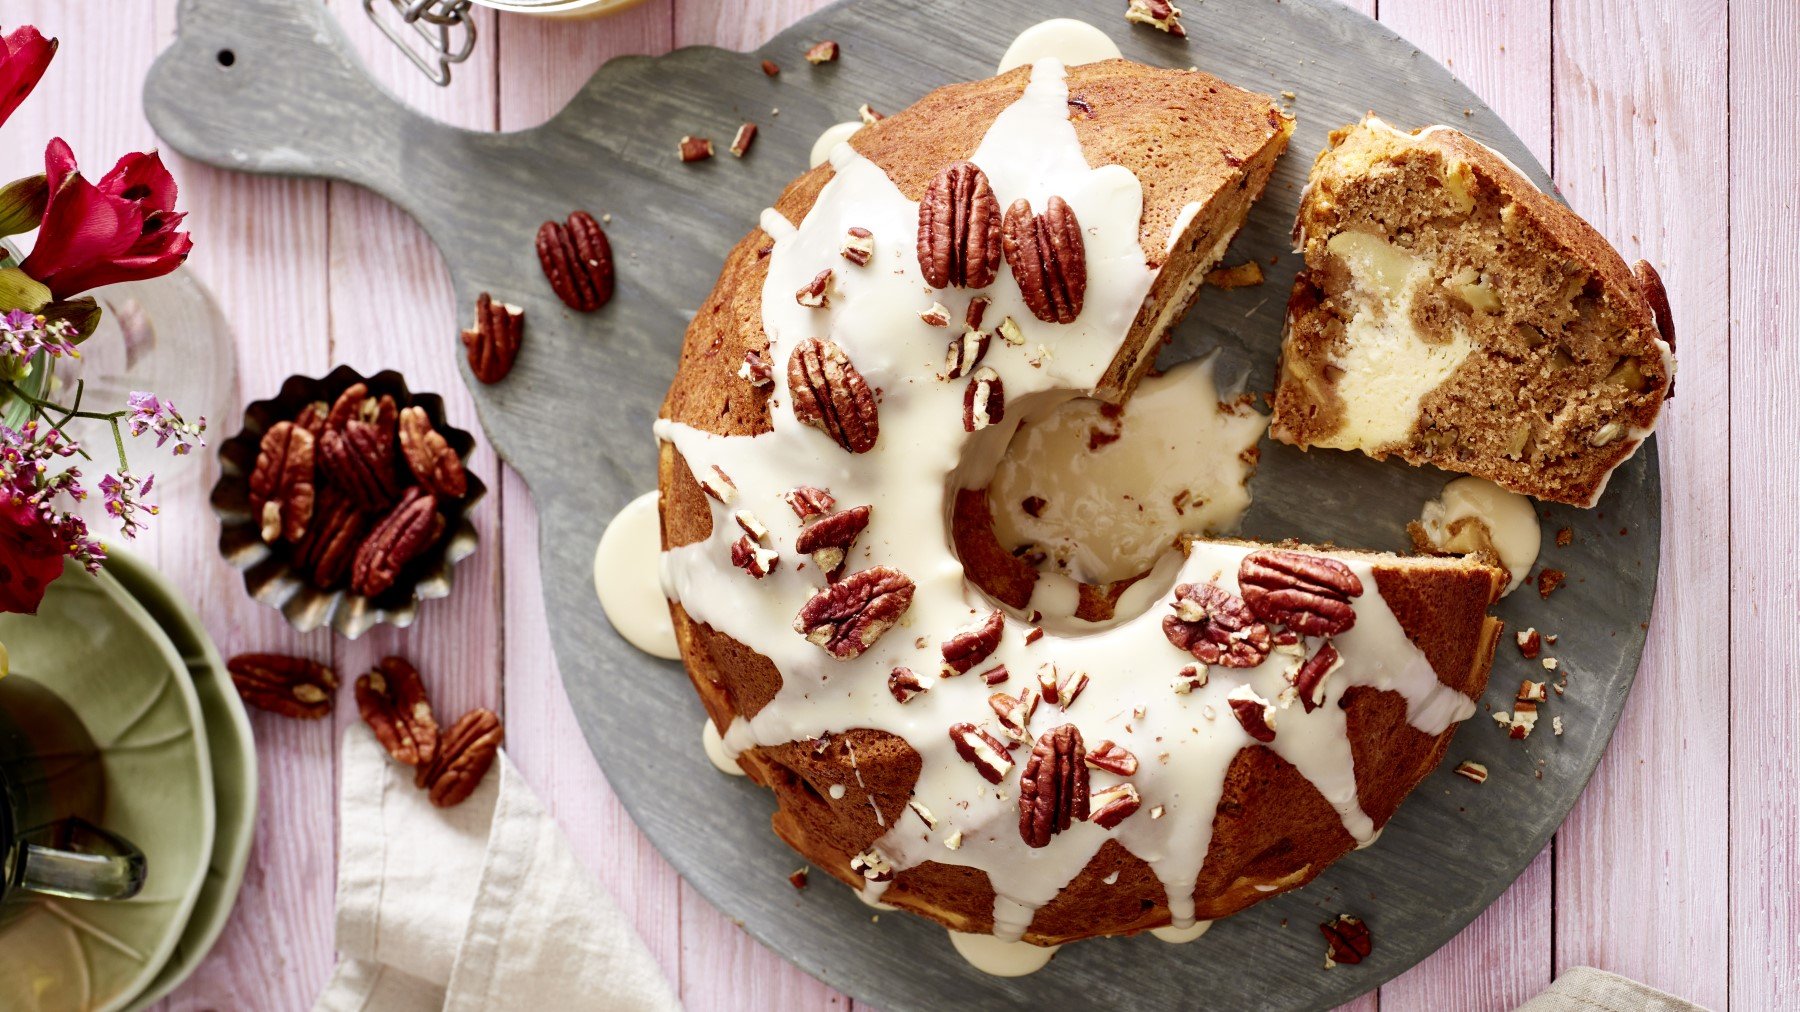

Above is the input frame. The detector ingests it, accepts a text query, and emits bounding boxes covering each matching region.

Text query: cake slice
[1270,116,1674,507]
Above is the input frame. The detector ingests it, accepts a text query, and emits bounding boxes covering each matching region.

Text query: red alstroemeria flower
[20,139,193,300]
[0,495,67,614]
[0,26,56,129]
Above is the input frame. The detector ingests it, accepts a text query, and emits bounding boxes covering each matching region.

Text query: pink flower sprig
[0,308,77,363]
[126,391,204,456]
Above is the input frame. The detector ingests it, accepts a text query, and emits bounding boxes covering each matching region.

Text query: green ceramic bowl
[0,561,216,1012]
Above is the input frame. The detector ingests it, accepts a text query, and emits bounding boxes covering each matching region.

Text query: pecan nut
[227,653,338,719]
[248,420,316,544]
[788,338,879,453]
[730,536,779,578]
[463,292,524,384]
[535,210,614,312]
[325,383,368,433]
[1085,739,1139,776]
[1163,582,1271,668]
[917,160,1001,289]
[940,610,1004,676]
[1293,641,1341,713]
[1018,724,1089,848]
[782,485,835,521]
[793,504,870,581]
[949,722,1014,784]
[1238,550,1364,637]
[415,707,503,808]
[398,405,468,499]
[1125,0,1188,36]
[888,667,927,703]
[295,400,329,438]
[292,490,370,590]
[963,366,1004,431]
[1321,914,1373,966]
[320,416,402,511]
[1002,195,1087,324]
[1227,685,1278,743]
[988,689,1038,740]
[355,656,439,766]
[1087,782,1142,829]
[792,566,914,658]
[351,486,445,598]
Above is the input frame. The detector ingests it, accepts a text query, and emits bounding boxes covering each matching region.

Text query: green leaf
[39,297,101,343]
[0,175,47,239]
[0,267,51,311]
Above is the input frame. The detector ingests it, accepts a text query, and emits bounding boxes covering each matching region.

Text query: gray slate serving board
[144,2,1661,1008]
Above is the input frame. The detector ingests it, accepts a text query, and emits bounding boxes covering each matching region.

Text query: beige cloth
[1520,967,1711,1012]
[313,726,681,1012]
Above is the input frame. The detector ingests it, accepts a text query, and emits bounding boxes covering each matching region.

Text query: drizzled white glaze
[810,121,863,169]
[1416,477,1541,595]
[996,19,1122,75]
[659,60,1476,958]
[949,932,1060,976]
[1150,919,1213,943]
[596,490,680,659]
[702,718,746,776]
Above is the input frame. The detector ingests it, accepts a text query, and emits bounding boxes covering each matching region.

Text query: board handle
[145,0,477,233]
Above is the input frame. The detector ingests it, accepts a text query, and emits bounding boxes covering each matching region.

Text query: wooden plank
[1729,1,1800,1008]
[1550,0,1730,1005]
[494,0,687,990]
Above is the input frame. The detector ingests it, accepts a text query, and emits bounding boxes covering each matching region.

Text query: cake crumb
[1206,260,1265,288]
[1555,527,1573,546]
[788,867,809,890]
[1553,716,1565,736]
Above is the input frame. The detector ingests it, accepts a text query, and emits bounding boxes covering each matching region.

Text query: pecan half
[1163,582,1271,668]
[1019,724,1089,848]
[325,383,368,433]
[1002,196,1087,324]
[1087,782,1142,829]
[248,421,316,544]
[782,485,835,521]
[1294,641,1341,713]
[949,722,1014,784]
[788,338,879,453]
[536,211,613,312]
[416,708,503,808]
[355,656,439,766]
[792,566,914,658]
[227,653,338,719]
[1321,914,1373,966]
[351,486,445,598]
[917,161,1001,290]
[1238,551,1364,637]
[463,293,523,384]
[295,400,329,438]
[292,490,370,590]
[793,504,870,580]
[1227,685,1278,743]
[963,366,1004,431]
[320,417,402,511]
[888,667,927,703]
[1085,740,1138,776]
[398,405,467,499]
[941,610,1004,676]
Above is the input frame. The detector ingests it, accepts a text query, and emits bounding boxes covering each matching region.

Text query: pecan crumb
[788,867,809,889]
[804,40,838,64]
[1125,0,1188,37]
[1453,760,1488,784]
[678,135,714,163]
[729,123,757,158]
[761,59,780,77]
[1537,568,1566,598]
[1555,527,1573,547]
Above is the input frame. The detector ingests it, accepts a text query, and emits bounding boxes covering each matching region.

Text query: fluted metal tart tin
[210,365,485,639]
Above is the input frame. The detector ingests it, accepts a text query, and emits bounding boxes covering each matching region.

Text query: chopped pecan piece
[792,566,914,658]
[942,323,990,380]
[1085,740,1138,776]
[949,722,1014,784]
[919,302,952,328]
[963,366,1004,431]
[858,103,882,124]
[888,667,927,703]
[535,210,614,312]
[908,800,937,828]
[397,406,467,499]
[1126,0,1188,37]
[730,536,778,578]
[1001,196,1087,324]
[1293,641,1341,713]
[678,136,713,162]
[1453,760,1489,784]
[761,59,780,76]
[463,292,524,384]
[788,338,879,453]
[941,610,1004,675]
[917,161,1001,289]
[804,40,839,64]
[988,689,1038,740]
[1320,914,1373,966]
[795,268,832,307]
[981,665,1009,686]
[788,867,808,889]
[1227,685,1278,743]
[351,486,445,598]
[1238,551,1364,637]
[782,485,835,521]
[1537,568,1566,599]
[227,653,338,719]
[416,708,503,808]
[293,490,370,590]
[1163,582,1272,668]
[355,656,439,766]
[729,123,757,158]
[793,504,870,580]
[1087,782,1142,829]
[1019,724,1089,848]
[1171,663,1207,694]
[1517,627,1542,660]
[850,849,893,882]
[249,420,316,544]
[996,315,1025,346]
[697,465,736,504]
[840,227,875,266]
[1036,663,1061,704]
[738,348,773,387]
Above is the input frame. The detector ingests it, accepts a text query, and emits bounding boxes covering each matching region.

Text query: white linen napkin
[1519,966,1711,1011]
[313,725,681,1012]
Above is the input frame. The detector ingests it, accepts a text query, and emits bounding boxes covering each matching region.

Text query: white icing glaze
[702,718,746,776]
[810,121,863,169]
[596,490,680,659]
[1150,919,1213,943]
[989,355,1265,586]
[660,60,1477,945]
[948,931,1060,976]
[1416,477,1541,595]
[996,19,1122,75]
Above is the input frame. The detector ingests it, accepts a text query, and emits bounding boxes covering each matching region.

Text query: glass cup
[0,674,145,929]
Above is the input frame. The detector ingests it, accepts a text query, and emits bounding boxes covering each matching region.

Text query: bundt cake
[655,58,1507,959]
[1271,116,1676,507]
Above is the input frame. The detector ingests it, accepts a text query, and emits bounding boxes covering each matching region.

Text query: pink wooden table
[3,0,1786,1008]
